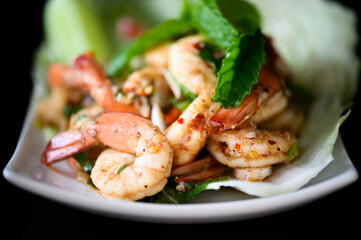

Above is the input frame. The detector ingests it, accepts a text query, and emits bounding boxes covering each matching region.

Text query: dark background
[2,0,360,238]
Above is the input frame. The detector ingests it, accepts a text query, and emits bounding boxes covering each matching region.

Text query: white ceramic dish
[3,99,358,224]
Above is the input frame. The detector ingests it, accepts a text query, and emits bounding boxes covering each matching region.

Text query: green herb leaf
[198,42,224,71]
[73,152,94,175]
[214,30,265,108]
[149,176,229,204]
[62,104,83,117]
[177,79,198,102]
[287,143,298,160]
[169,97,193,112]
[189,0,238,49]
[117,163,131,174]
[106,18,192,77]
[217,0,261,35]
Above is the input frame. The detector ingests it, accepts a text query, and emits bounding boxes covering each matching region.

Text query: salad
[34,0,358,203]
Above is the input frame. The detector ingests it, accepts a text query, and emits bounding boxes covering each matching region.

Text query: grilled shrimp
[165,94,221,166]
[171,155,228,183]
[143,41,173,69]
[233,166,273,181]
[47,52,139,114]
[122,65,172,114]
[42,112,173,201]
[210,67,288,129]
[35,87,70,131]
[207,126,297,169]
[168,35,217,97]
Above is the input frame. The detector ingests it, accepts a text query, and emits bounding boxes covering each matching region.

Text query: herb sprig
[107,0,265,109]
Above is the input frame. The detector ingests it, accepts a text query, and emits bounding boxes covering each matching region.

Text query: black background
[2,0,360,238]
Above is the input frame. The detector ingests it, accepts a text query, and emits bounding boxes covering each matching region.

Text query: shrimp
[41,112,173,201]
[171,155,228,183]
[165,94,221,166]
[233,166,273,181]
[168,35,217,97]
[47,52,139,114]
[143,41,173,69]
[210,67,288,129]
[35,87,69,131]
[206,126,297,168]
[122,65,172,109]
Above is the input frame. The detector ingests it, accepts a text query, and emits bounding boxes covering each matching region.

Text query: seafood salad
[35,0,358,203]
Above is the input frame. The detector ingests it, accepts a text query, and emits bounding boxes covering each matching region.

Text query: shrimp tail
[41,130,98,165]
[75,53,140,114]
[209,92,258,129]
[94,112,150,154]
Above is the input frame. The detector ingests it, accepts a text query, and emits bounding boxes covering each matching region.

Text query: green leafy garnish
[62,104,83,117]
[287,143,298,160]
[149,176,229,204]
[73,152,94,175]
[73,152,96,187]
[189,0,238,49]
[198,42,224,71]
[188,0,265,108]
[117,164,131,174]
[214,30,265,108]
[106,18,192,77]
[168,73,198,111]
[216,0,261,35]
[169,97,193,112]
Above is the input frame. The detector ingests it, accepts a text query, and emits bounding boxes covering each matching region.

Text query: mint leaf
[198,41,224,71]
[149,176,229,204]
[106,18,192,77]
[217,0,261,35]
[214,30,265,108]
[189,0,238,49]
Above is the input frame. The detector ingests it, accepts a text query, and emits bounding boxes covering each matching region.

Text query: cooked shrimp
[258,101,305,134]
[165,94,221,166]
[233,166,272,181]
[210,67,288,129]
[168,35,217,97]
[171,155,228,183]
[143,41,173,69]
[122,65,172,107]
[35,87,69,131]
[47,52,139,114]
[42,112,173,201]
[94,112,173,200]
[207,126,297,168]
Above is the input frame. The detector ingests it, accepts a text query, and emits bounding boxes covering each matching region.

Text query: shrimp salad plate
[3,0,360,223]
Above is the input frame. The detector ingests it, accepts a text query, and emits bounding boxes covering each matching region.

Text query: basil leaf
[106,18,192,77]
[214,30,265,108]
[149,176,229,204]
[189,0,238,49]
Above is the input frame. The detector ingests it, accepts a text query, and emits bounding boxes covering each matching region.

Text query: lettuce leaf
[206,0,359,196]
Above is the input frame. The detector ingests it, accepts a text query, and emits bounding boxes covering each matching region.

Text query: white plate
[3,98,358,224]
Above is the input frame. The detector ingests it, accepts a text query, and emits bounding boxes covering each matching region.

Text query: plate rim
[3,142,358,223]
